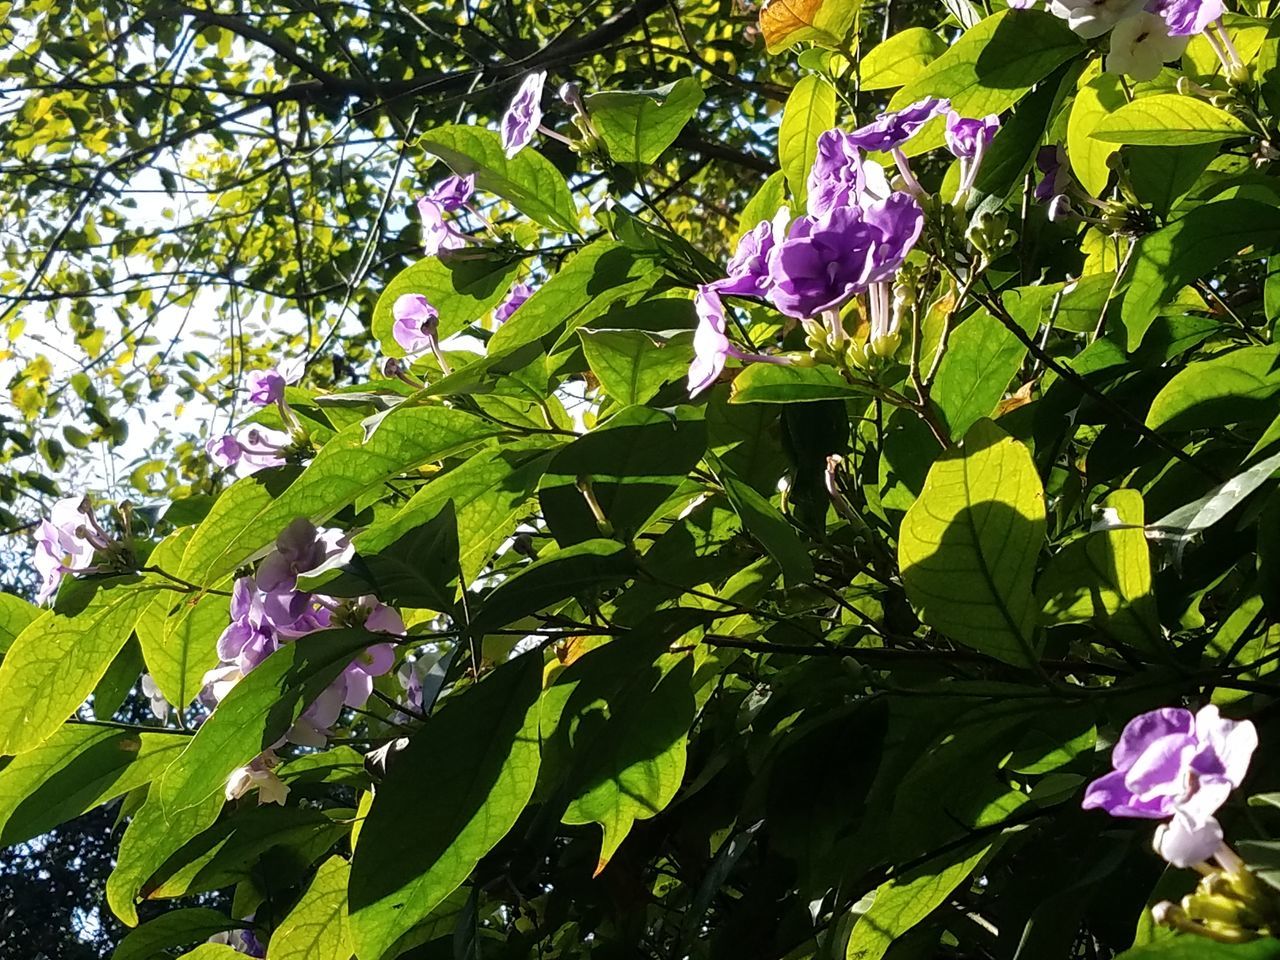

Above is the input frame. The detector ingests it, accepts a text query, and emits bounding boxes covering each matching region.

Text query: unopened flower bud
[966,209,1016,259]
[381,356,404,379]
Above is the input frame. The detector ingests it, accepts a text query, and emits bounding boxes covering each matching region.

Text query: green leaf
[760,0,862,53]
[111,908,241,960]
[1037,490,1162,652]
[269,855,353,959]
[931,305,1035,440]
[578,327,693,406]
[1146,344,1280,431]
[357,445,552,584]
[95,637,144,717]
[0,591,38,657]
[0,724,188,846]
[1091,93,1253,145]
[155,628,383,816]
[174,946,243,959]
[371,256,523,358]
[846,841,991,959]
[146,804,350,900]
[899,419,1046,667]
[736,171,787,239]
[891,10,1083,157]
[729,363,871,403]
[1002,273,1116,334]
[1149,449,1280,541]
[538,405,706,545]
[779,75,837,212]
[468,539,634,637]
[418,125,578,233]
[584,78,704,166]
[541,638,695,874]
[1128,143,1219,218]
[136,529,226,709]
[179,405,500,586]
[1121,199,1280,350]
[716,464,813,587]
[1066,61,1124,196]
[348,655,542,960]
[108,791,225,925]
[859,28,947,90]
[0,577,156,754]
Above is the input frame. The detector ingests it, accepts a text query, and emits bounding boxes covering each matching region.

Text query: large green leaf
[578,327,693,406]
[418,125,579,232]
[1121,199,1280,350]
[1037,490,1162,652]
[846,842,991,960]
[541,637,695,873]
[859,28,946,90]
[269,855,353,959]
[891,11,1083,157]
[538,405,706,545]
[111,908,242,960]
[729,363,871,403]
[0,577,156,754]
[1149,449,1280,540]
[584,78,704,166]
[357,445,552,584]
[1066,60,1124,196]
[1091,93,1252,146]
[1146,344,1280,431]
[468,539,634,637]
[108,791,225,925]
[0,592,38,657]
[348,655,542,960]
[155,628,384,816]
[0,724,188,846]
[179,405,500,586]
[779,74,836,212]
[371,255,523,357]
[899,419,1046,666]
[1115,940,1280,959]
[717,464,813,587]
[930,305,1034,440]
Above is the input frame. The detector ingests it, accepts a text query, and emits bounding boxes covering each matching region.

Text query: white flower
[1048,0,1146,38]
[225,750,289,806]
[1106,12,1189,81]
[140,674,169,722]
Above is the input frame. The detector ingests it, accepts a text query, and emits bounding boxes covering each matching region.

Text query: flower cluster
[34,495,109,604]
[417,174,476,257]
[201,519,403,801]
[688,98,1002,395]
[1083,704,1257,868]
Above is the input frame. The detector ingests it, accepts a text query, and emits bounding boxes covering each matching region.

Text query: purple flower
[364,600,406,635]
[427,173,475,211]
[945,112,1000,161]
[232,426,289,476]
[501,71,547,158]
[1146,0,1222,33]
[714,207,790,298]
[392,294,440,355]
[398,660,424,714]
[291,680,348,747]
[206,434,243,469]
[494,282,533,324]
[1082,705,1256,866]
[342,642,397,707]
[33,496,99,604]
[846,98,950,153]
[688,286,737,397]
[1034,145,1071,204]
[806,129,891,217]
[416,197,468,257]
[246,369,285,406]
[258,519,354,594]
[766,195,922,320]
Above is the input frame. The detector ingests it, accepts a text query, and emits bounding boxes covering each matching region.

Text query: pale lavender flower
[206,434,243,469]
[494,282,533,324]
[688,286,737,397]
[1082,705,1257,868]
[246,369,286,406]
[232,426,290,477]
[427,173,475,211]
[342,643,397,708]
[392,293,440,355]
[501,71,547,158]
[33,496,101,604]
[416,197,469,257]
[257,518,354,594]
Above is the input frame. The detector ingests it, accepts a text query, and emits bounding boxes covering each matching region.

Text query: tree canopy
[5,0,1280,957]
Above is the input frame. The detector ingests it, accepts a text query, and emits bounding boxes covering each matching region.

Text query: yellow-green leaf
[1066,60,1125,196]
[268,856,352,959]
[860,27,947,90]
[1091,93,1252,145]
[760,0,862,54]
[779,75,837,213]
